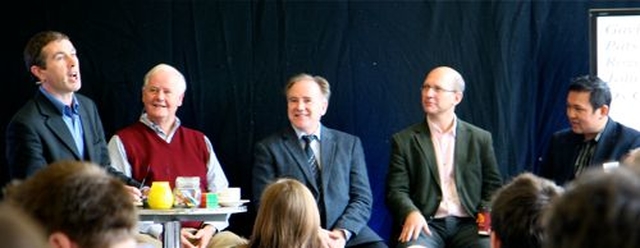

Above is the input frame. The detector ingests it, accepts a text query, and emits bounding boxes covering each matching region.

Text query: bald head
[425,66,466,93]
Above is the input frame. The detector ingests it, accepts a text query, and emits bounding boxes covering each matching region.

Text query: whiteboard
[590,8,640,131]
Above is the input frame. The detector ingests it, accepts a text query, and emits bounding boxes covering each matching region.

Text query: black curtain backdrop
[3,0,639,243]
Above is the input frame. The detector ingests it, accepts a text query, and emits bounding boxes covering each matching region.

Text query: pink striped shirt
[428,117,468,218]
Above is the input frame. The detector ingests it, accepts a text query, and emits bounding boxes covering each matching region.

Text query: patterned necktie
[302,135,321,185]
[302,134,326,225]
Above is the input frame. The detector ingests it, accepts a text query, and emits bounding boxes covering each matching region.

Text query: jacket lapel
[78,101,93,160]
[36,92,82,159]
[282,128,319,192]
[413,123,441,186]
[454,121,470,182]
[319,127,335,191]
[592,119,615,163]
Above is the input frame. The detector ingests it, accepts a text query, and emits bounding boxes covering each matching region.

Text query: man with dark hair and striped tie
[538,75,640,186]
[253,73,387,248]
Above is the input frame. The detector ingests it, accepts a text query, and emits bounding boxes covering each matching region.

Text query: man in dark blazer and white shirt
[386,66,503,248]
[253,73,386,248]
[538,75,640,186]
[5,31,140,190]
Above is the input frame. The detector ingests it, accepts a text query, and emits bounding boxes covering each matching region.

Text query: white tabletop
[138,206,247,222]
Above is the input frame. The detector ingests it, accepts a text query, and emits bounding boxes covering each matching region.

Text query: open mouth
[69,71,79,80]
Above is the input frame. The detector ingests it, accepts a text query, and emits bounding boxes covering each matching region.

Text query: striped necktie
[302,135,321,185]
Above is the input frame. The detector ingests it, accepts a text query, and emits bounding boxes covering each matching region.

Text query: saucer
[218,199,249,207]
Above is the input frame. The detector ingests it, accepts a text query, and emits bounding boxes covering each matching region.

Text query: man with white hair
[108,63,245,248]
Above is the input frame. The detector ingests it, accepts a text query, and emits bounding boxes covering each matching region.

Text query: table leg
[163,221,181,248]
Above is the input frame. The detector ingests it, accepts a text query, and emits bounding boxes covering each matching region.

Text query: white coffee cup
[217,187,241,202]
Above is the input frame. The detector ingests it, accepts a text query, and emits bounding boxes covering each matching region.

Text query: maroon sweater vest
[118,122,209,228]
[118,122,209,191]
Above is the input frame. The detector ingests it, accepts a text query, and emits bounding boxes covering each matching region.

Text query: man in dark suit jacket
[5,31,139,188]
[538,75,640,186]
[253,73,386,248]
[386,66,502,248]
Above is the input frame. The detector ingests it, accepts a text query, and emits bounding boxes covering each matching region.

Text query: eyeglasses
[421,84,457,93]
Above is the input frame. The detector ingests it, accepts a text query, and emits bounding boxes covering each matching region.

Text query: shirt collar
[39,86,80,117]
[293,124,322,141]
[427,114,458,136]
[139,112,181,137]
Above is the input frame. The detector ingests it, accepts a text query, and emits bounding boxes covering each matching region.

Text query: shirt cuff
[341,229,352,241]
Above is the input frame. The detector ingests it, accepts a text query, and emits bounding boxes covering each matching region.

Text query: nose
[158,91,166,99]
[66,54,77,67]
[423,88,436,98]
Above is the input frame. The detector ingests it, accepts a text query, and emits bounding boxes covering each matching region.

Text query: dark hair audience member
[490,172,563,248]
[543,166,640,248]
[3,160,138,248]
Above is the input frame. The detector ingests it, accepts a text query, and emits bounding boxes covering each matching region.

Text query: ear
[30,65,46,82]
[454,91,463,105]
[598,104,610,117]
[177,93,185,107]
[49,232,75,248]
[320,99,328,116]
[490,232,501,248]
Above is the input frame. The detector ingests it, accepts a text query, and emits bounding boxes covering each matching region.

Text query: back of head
[491,172,563,248]
[0,203,48,248]
[543,167,640,248]
[251,178,322,248]
[3,160,137,248]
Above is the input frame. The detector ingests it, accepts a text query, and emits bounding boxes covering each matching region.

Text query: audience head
[284,73,330,134]
[142,63,187,124]
[421,66,465,117]
[4,160,138,248]
[566,75,610,137]
[249,178,323,248]
[0,203,48,248]
[543,166,640,248]
[490,172,563,248]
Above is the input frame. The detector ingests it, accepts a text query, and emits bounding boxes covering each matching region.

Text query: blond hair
[249,178,323,248]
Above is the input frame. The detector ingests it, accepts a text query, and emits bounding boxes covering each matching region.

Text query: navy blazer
[538,118,640,185]
[253,125,383,246]
[386,120,503,223]
[5,90,137,186]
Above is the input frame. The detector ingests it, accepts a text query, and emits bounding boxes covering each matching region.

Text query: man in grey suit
[253,73,386,248]
[386,66,502,248]
[5,31,140,190]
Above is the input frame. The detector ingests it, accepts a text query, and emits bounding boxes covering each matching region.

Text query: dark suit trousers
[396,216,488,248]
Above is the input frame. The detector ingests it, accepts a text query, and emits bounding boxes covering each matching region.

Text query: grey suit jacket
[253,125,383,246]
[5,90,137,186]
[386,120,502,224]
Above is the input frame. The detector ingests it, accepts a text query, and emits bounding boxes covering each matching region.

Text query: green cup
[205,193,219,208]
